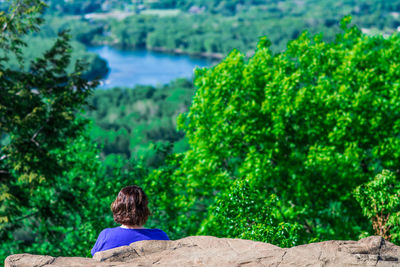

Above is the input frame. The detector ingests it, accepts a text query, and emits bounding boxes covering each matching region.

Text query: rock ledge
[5,235,400,266]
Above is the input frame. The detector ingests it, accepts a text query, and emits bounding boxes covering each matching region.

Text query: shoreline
[149,46,224,60]
[91,41,224,60]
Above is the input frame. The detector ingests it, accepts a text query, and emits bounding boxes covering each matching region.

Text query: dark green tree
[0,0,106,259]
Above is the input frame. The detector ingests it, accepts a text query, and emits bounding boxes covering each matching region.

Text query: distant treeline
[9,0,398,78]
[39,0,400,58]
[44,0,286,15]
[102,0,400,54]
[44,0,400,18]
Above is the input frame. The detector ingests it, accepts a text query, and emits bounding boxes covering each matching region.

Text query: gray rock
[5,235,400,267]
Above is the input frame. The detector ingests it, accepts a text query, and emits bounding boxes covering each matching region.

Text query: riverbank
[149,46,224,60]
[91,41,224,60]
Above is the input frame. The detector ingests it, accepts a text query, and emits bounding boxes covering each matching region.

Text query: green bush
[201,179,302,247]
[354,170,400,243]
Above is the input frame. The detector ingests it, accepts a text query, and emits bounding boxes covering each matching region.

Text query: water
[88,46,213,89]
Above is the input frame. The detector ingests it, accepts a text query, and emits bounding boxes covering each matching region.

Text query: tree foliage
[354,170,400,243]
[0,0,114,261]
[0,1,190,260]
[147,17,400,245]
[201,179,302,247]
[85,79,194,166]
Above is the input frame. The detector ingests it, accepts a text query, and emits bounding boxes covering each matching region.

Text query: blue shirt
[91,227,169,256]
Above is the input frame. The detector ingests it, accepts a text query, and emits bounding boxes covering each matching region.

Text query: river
[88,46,213,89]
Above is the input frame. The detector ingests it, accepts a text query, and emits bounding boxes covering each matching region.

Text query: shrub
[201,179,302,247]
[354,170,400,242]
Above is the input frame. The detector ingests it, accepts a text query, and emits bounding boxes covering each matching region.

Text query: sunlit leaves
[156,17,400,245]
[354,170,400,242]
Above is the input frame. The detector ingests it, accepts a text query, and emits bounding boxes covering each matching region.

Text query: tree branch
[30,125,44,147]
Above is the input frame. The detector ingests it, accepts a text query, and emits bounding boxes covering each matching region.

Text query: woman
[91,185,169,256]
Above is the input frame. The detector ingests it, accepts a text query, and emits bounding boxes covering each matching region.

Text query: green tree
[150,17,400,244]
[0,0,106,259]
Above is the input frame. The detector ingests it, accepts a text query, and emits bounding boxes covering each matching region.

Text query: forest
[91,0,400,55]
[4,0,400,74]
[2,0,400,264]
[85,78,195,167]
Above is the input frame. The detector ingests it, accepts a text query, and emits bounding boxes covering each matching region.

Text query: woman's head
[111,185,150,227]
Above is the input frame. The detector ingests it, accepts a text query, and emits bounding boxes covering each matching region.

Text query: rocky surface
[5,235,400,266]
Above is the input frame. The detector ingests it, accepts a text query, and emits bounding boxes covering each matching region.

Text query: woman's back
[91,227,169,256]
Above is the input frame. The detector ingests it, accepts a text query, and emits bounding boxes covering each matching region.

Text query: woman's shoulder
[101,227,119,232]
[142,228,166,233]
[146,228,164,232]
[146,228,169,240]
[99,227,123,235]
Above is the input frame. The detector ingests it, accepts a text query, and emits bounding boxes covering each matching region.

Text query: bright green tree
[149,17,400,245]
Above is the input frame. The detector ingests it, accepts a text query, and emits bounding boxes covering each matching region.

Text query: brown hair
[111,185,150,226]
